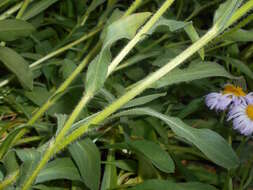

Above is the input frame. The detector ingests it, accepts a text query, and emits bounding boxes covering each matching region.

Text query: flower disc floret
[205,84,247,111]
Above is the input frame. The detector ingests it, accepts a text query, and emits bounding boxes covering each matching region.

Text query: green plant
[0,0,253,190]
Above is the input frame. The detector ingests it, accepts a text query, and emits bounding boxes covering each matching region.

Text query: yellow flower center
[222,85,246,97]
[246,105,253,120]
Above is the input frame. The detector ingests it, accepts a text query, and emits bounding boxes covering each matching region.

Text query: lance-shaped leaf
[128,139,175,173]
[152,61,235,88]
[112,107,239,169]
[21,0,61,20]
[35,158,82,183]
[69,138,101,190]
[0,47,33,90]
[16,149,41,187]
[0,19,35,41]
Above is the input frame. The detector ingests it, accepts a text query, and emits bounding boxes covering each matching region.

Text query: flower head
[205,84,247,111]
[246,92,253,104]
[227,103,253,136]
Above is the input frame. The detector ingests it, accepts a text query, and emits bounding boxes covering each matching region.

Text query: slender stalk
[107,0,175,75]
[16,0,30,19]
[0,2,23,20]
[0,170,19,189]
[30,26,102,69]
[123,0,143,17]
[21,91,92,190]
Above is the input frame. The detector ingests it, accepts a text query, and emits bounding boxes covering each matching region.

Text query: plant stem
[123,0,143,17]
[16,0,30,19]
[0,2,23,20]
[0,170,19,189]
[227,0,253,27]
[107,0,175,75]
[21,92,92,190]
[0,0,147,161]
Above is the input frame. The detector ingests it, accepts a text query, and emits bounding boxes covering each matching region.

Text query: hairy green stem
[16,0,30,19]
[0,2,23,20]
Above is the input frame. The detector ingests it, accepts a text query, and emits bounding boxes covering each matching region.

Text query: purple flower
[205,84,247,111]
[227,103,253,136]
[246,92,253,104]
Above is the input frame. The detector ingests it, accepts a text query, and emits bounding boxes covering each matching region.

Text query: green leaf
[16,149,41,187]
[3,151,19,176]
[115,51,159,71]
[69,138,101,190]
[152,62,235,88]
[35,158,82,183]
[24,87,51,106]
[177,98,203,119]
[122,93,166,109]
[128,180,218,190]
[148,18,189,34]
[0,19,35,41]
[224,29,253,42]
[113,108,239,169]
[59,59,77,79]
[0,47,33,90]
[82,0,106,22]
[214,1,232,23]
[216,56,253,80]
[55,114,68,136]
[22,0,60,20]
[101,148,117,190]
[85,12,151,94]
[128,140,175,173]
[213,0,243,31]
[184,23,204,60]
[103,160,137,172]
